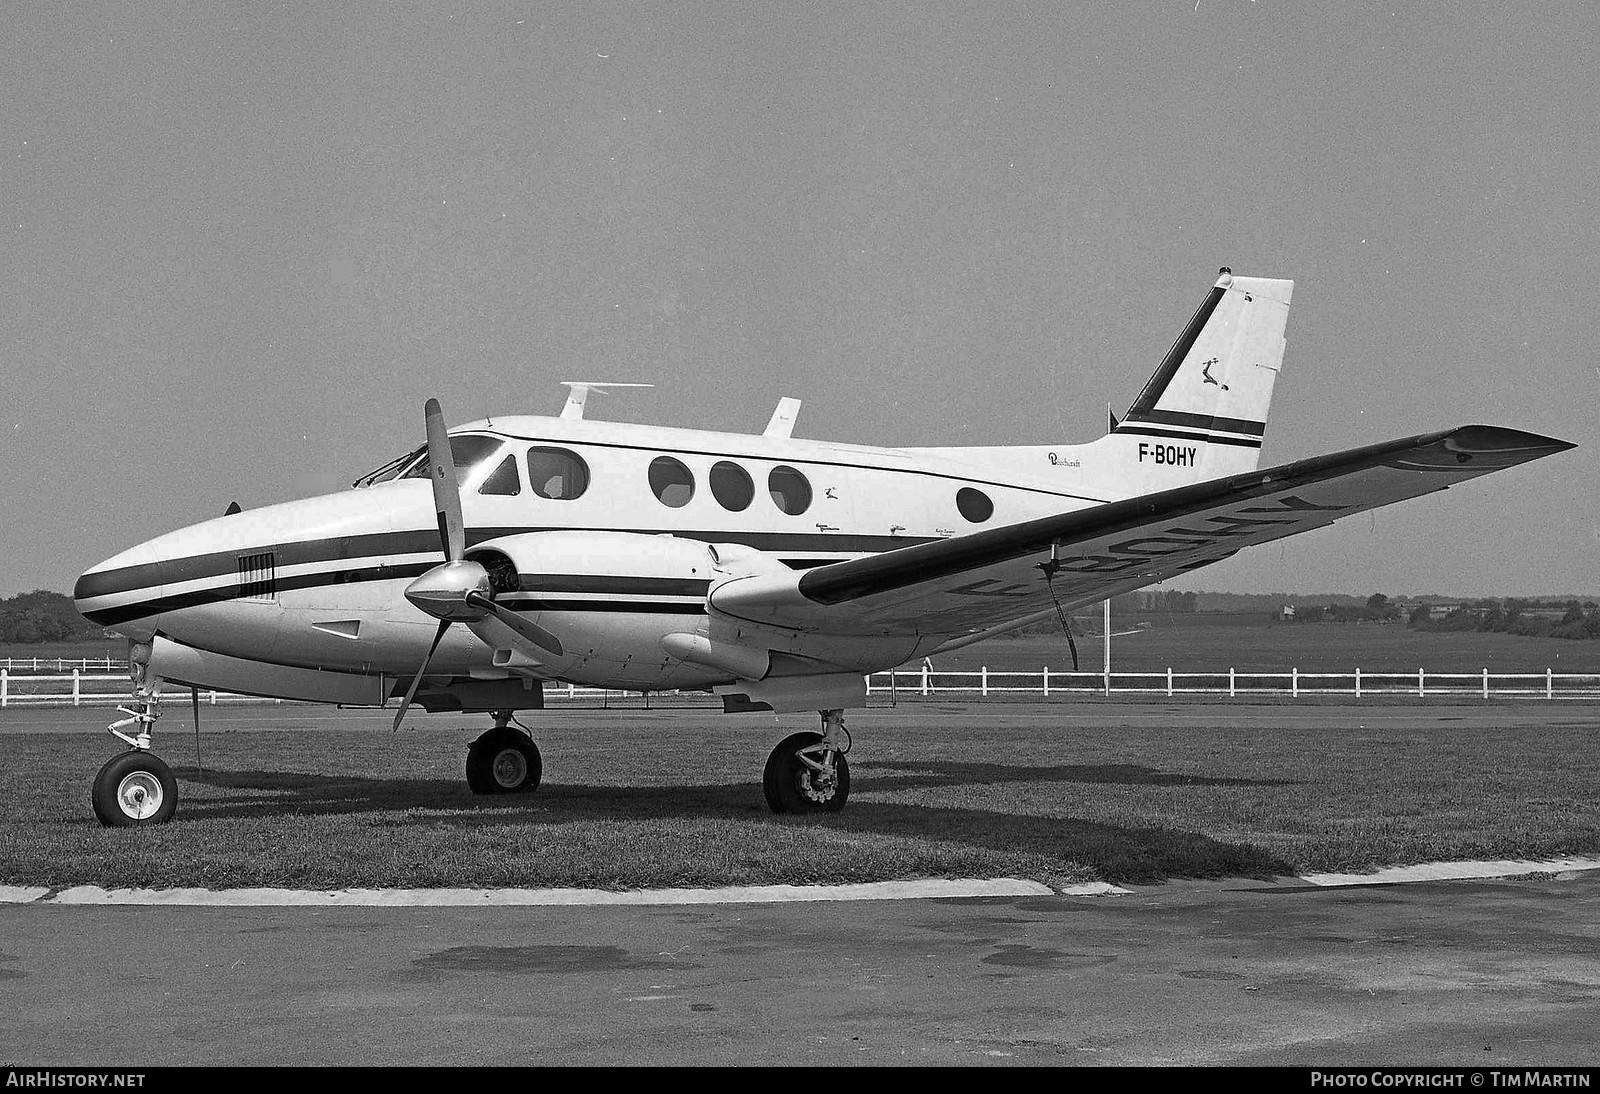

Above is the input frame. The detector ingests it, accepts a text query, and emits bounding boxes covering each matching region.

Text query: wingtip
[1449,425,1577,455]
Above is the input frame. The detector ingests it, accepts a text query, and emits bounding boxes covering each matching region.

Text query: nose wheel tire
[763,731,850,814]
[465,727,542,795]
[92,751,178,827]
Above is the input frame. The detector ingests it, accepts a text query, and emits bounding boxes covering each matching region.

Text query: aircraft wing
[709,425,1573,637]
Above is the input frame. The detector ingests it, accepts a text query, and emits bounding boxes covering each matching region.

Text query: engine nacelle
[465,530,725,689]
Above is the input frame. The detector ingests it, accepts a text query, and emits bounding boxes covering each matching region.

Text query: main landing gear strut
[763,708,851,814]
[464,710,542,795]
[91,642,178,827]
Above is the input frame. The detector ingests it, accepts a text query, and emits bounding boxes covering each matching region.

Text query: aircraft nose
[73,534,205,633]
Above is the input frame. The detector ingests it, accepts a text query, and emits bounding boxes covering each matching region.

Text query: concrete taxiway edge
[0,887,51,904]
[35,877,1056,907]
[1298,855,1600,887]
[8,858,1600,908]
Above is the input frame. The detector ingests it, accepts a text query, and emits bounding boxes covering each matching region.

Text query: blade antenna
[1038,546,1081,673]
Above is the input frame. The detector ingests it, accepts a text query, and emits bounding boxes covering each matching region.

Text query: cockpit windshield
[353,435,504,488]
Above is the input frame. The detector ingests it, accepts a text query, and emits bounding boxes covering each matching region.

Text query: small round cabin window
[768,466,812,516]
[710,461,755,512]
[649,456,695,508]
[526,447,590,500]
[956,487,993,523]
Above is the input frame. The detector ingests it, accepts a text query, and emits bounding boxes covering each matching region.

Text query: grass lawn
[2,702,1596,892]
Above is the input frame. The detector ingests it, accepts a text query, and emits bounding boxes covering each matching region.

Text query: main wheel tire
[762,731,850,815]
[465,728,542,795]
[92,751,178,827]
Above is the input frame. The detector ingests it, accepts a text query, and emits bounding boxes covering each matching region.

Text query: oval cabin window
[956,487,993,523]
[526,447,590,501]
[649,456,695,508]
[710,461,755,512]
[768,466,812,516]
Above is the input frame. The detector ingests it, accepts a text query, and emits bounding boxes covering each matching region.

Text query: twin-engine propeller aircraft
[74,269,1574,826]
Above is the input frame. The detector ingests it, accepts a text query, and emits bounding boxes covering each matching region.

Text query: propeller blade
[424,398,465,562]
[465,592,564,656]
[392,618,452,732]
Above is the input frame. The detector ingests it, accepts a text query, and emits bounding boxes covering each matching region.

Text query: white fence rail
[865,667,1600,699]
[2,667,1598,708]
[0,658,128,672]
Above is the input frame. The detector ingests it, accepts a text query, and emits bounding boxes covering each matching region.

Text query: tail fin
[1109,268,1293,482]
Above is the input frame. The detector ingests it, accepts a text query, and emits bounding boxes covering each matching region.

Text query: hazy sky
[3,1,1596,599]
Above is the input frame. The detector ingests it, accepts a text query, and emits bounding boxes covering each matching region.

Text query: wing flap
[708,426,1572,636]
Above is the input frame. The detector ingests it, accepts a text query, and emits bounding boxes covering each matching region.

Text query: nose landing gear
[92,643,179,827]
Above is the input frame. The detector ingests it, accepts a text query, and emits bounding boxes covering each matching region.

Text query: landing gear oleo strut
[91,641,178,827]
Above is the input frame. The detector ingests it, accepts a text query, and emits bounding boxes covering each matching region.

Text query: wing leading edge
[709,425,1574,637]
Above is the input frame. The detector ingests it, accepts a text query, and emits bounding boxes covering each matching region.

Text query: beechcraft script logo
[1200,358,1229,390]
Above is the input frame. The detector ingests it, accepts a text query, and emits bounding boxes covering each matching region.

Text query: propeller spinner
[391,399,563,731]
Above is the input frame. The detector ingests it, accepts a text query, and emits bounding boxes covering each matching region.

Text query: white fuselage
[75,414,1141,695]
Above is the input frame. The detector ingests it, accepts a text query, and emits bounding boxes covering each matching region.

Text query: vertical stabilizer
[1108,268,1293,482]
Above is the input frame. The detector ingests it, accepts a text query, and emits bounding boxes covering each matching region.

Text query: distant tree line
[0,590,103,643]
[1409,598,1600,640]
[1285,592,1404,625]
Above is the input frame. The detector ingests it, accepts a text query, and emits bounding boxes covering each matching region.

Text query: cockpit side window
[478,454,522,496]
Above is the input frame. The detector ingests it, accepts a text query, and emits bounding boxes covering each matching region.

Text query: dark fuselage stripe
[81,574,710,627]
[1120,409,1266,437]
[1111,426,1263,449]
[516,575,711,596]
[504,599,706,615]
[74,527,938,603]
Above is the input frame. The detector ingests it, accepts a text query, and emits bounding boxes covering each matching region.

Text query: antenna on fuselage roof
[558,381,654,420]
[763,397,801,438]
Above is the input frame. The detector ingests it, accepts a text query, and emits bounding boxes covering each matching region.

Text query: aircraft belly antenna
[559,381,654,420]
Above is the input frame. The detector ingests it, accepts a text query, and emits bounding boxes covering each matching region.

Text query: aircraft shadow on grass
[163,760,1297,883]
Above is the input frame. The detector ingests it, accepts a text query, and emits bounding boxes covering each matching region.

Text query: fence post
[981,666,989,697]
[922,663,930,696]
[1042,667,1049,698]
[1418,668,1425,697]
[73,668,80,707]
[1167,667,1173,697]
[1229,668,1236,698]
[1292,667,1298,698]
[1482,668,1489,699]
[210,689,218,704]
[1547,668,1553,699]
[1,669,6,708]
[1355,667,1361,698]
